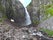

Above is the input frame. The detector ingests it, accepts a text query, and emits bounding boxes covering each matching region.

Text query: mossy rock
[0,5,5,13]
[39,28,53,37]
[33,20,40,25]
[0,19,2,22]
[40,4,53,21]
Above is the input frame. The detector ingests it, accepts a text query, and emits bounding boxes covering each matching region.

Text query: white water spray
[24,7,31,25]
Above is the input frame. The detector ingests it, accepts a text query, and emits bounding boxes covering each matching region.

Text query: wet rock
[39,30,48,37]
[41,37,48,40]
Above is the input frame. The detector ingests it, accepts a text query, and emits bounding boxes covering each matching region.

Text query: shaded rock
[5,0,26,26]
[0,0,28,26]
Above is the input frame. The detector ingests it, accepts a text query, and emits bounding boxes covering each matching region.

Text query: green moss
[40,4,53,21]
[33,20,39,25]
[0,5,4,12]
[0,19,2,22]
[39,28,53,37]
[45,7,53,16]
[0,18,2,22]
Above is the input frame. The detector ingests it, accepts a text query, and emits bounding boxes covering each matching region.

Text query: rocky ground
[0,20,53,40]
[0,20,38,40]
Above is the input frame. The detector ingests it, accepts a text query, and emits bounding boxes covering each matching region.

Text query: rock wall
[32,0,40,26]
[0,0,27,26]
[38,0,53,30]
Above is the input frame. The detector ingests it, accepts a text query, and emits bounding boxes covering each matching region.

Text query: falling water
[18,0,32,26]
[19,0,31,26]
[24,7,31,26]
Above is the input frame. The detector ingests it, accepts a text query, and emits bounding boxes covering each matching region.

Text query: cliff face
[37,0,53,30]
[0,0,40,26]
[32,0,40,26]
[6,0,26,23]
[0,0,5,22]
[27,0,40,26]
[0,0,27,26]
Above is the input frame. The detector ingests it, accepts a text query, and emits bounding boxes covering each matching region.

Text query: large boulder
[0,0,32,26]
[5,0,26,26]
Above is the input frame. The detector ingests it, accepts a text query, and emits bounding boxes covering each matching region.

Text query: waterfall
[18,0,32,26]
[24,7,31,26]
